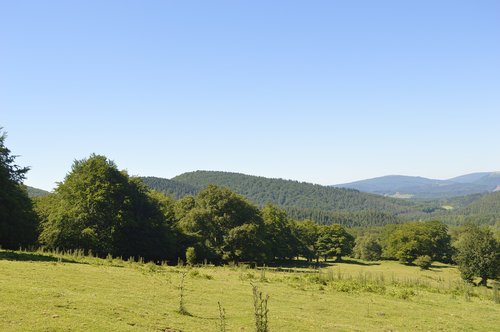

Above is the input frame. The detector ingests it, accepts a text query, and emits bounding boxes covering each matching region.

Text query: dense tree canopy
[0,130,37,249]
[177,185,265,262]
[36,155,178,260]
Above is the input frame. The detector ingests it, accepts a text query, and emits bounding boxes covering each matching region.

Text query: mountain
[24,186,50,198]
[334,172,500,199]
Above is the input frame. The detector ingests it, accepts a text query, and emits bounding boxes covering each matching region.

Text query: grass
[0,249,499,331]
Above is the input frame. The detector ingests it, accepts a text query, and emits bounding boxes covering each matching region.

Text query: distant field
[0,250,498,331]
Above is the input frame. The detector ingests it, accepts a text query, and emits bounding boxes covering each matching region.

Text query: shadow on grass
[261,260,329,270]
[334,258,381,266]
[429,264,452,269]
[0,251,81,264]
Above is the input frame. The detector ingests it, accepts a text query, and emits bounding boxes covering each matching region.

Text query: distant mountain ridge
[334,172,500,199]
[24,186,50,198]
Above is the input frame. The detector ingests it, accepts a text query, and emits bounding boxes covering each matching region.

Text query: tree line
[0,132,498,285]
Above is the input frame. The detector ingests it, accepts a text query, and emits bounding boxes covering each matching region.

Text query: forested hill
[140,171,500,226]
[140,177,198,198]
[450,191,500,225]
[170,171,418,215]
[24,186,50,198]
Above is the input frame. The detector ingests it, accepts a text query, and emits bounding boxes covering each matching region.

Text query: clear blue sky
[1,1,499,190]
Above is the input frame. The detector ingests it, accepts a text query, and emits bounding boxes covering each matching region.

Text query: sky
[1,1,499,191]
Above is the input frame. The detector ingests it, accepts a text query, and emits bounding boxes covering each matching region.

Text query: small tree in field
[454,224,499,286]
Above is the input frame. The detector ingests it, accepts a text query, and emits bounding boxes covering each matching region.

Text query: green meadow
[1,250,498,332]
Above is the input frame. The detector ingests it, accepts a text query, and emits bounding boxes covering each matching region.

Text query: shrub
[186,247,197,265]
[414,255,432,270]
[252,283,269,332]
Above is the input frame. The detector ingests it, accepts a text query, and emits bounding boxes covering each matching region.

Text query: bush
[186,247,197,265]
[414,255,432,270]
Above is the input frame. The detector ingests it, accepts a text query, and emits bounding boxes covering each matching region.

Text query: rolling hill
[140,171,430,226]
[171,171,417,214]
[140,171,500,226]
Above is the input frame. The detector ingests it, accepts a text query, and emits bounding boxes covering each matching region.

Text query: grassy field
[0,250,498,331]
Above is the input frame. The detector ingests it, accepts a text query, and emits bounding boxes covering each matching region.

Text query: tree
[177,185,264,262]
[262,204,298,261]
[315,224,354,261]
[295,220,321,262]
[36,154,177,260]
[383,221,452,264]
[223,223,266,262]
[454,224,499,286]
[353,235,382,261]
[0,129,38,249]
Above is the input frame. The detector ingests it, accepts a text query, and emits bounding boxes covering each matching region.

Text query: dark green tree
[315,224,354,261]
[223,223,266,262]
[295,220,321,262]
[0,129,38,249]
[36,154,177,260]
[177,185,264,262]
[454,224,499,286]
[262,204,298,261]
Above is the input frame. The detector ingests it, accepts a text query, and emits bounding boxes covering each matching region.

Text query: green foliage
[36,154,178,260]
[262,204,298,260]
[414,255,432,270]
[383,221,452,264]
[178,185,265,262]
[353,235,382,261]
[0,129,38,249]
[315,224,354,261]
[294,220,321,262]
[454,224,499,285]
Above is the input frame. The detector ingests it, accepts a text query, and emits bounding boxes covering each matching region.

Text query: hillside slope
[1,250,498,332]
